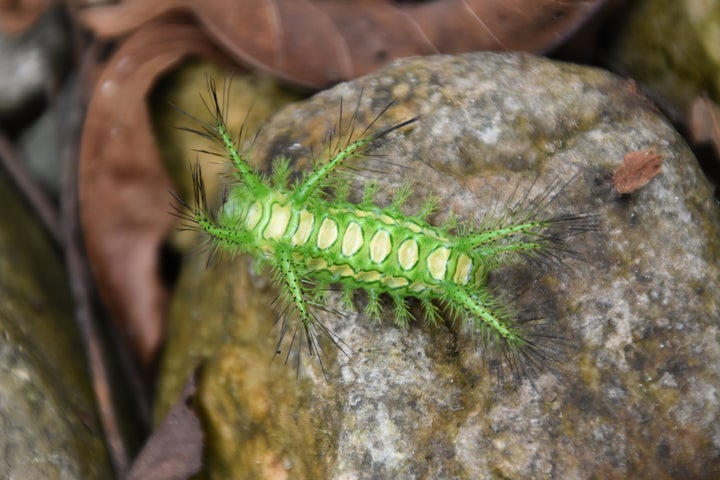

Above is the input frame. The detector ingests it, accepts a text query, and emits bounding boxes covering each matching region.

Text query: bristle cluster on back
[176,79,595,380]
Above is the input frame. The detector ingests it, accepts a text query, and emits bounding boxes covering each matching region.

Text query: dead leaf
[126,371,203,480]
[613,148,663,194]
[78,20,231,367]
[78,0,605,88]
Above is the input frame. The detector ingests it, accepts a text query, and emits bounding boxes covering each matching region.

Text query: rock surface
[158,52,720,479]
[0,171,112,479]
[0,7,72,127]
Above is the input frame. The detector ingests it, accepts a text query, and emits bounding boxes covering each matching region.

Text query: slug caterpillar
[175,80,594,378]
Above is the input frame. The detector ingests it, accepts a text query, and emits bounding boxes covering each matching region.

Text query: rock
[608,0,720,116]
[0,171,112,478]
[158,52,720,479]
[0,7,72,128]
[18,74,79,196]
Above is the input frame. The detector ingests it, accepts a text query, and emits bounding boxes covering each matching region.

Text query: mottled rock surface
[0,172,111,479]
[158,53,720,479]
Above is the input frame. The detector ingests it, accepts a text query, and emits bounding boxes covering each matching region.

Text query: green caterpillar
[176,80,592,377]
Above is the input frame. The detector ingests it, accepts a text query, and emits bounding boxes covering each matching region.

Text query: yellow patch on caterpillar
[245,201,263,230]
[317,217,339,249]
[329,264,354,277]
[453,254,473,284]
[378,214,395,225]
[381,276,409,289]
[263,203,291,240]
[305,258,328,271]
[355,270,382,283]
[398,239,419,270]
[409,281,428,293]
[405,222,422,233]
[370,229,392,263]
[427,246,450,281]
[342,222,364,256]
[292,210,315,246]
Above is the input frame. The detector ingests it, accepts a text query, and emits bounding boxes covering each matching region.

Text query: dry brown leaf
[126,371,203,480]
[0,0,53,33]
[613,148,663,194]
[79,21,230,367]
[78,0,605,88]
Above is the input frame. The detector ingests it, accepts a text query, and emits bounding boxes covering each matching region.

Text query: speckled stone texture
[0,170,112,479]
[158,52,720,479]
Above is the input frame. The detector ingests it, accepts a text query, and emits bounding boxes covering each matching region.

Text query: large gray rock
[0,170,112,478]
[159,52,720,479]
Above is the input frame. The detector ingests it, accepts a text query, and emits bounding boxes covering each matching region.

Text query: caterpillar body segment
[177,79,593,378]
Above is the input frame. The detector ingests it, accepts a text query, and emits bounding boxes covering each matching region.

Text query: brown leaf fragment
[126,372,203,480]
[613,148,663,194]
[78,0,605,88]
[78,20,230,367]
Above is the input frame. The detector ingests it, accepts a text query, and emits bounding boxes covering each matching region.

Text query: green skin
[211,188,531,341]
[184,82,580,369]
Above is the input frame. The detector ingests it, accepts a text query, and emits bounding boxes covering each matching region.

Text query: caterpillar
[174,80,594,378]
